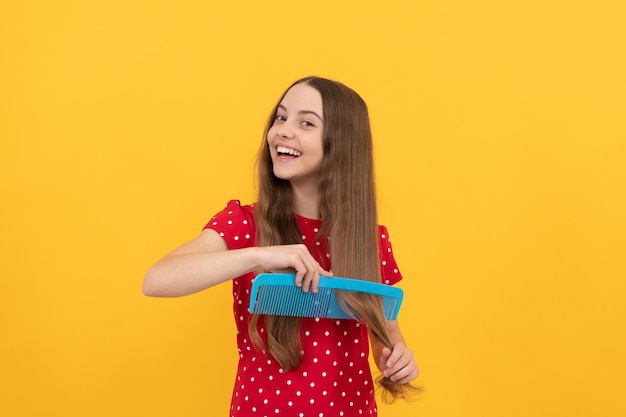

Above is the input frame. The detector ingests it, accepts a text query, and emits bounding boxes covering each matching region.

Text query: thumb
[379,346,392,371]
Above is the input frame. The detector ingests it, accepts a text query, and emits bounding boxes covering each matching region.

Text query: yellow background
[1,1,625,416]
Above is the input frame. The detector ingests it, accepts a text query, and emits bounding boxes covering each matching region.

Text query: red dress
[204,200,403,417]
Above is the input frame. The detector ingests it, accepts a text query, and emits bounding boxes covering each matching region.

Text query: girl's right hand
[255,244,332,293]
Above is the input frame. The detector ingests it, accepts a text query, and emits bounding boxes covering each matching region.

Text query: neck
[291,183,320,220]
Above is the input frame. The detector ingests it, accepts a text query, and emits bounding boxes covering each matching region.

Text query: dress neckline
[294,213,323,226]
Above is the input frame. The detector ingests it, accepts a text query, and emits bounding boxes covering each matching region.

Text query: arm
[370,320,419,384]
[143,228,331,297]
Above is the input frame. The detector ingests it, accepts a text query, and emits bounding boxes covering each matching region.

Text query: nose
[277,121,295,139]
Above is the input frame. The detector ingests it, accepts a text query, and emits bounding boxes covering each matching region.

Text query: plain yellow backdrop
[1,1,625,416]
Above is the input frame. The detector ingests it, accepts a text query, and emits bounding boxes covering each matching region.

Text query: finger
[300,261,316,293]
[389,360,419,384]
[289,244,330,293]
[310,262,333,292]
[302,268,321,293]
[385,356,409,379]
[294,269,305,288]
[302,273,311,292]
[292,258,308,288]
[310,273,320,293]
[378,347,392,371]
[384,346,414,378]
[287,245,307,290]
[385,344,407,369]
[300,254,323,293]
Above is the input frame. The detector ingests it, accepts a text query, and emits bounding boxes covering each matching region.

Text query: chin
[272,168,291,182]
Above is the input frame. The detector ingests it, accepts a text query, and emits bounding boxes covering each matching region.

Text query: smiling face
[266,82,325,191]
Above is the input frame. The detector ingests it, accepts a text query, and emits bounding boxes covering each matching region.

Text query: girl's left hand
[378,342,419,384]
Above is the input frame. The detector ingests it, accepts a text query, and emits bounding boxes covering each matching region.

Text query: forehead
[280,83,323,112]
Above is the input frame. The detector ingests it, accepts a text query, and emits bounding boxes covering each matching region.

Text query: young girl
[143,76,419,416]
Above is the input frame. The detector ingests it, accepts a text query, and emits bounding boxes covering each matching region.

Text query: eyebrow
[278,104,323,122]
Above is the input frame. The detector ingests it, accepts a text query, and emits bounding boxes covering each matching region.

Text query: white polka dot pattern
[204,200,402,417]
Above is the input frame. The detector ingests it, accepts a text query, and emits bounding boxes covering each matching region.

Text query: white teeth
[277,146,302,157]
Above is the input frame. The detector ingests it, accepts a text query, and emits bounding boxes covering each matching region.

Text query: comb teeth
[249,274,403,320]
[253,286,353,319]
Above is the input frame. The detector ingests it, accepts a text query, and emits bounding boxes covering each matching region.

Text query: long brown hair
[250,76,417,402]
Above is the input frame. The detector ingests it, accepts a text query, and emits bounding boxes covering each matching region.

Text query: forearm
[386,320,406,345]
[143,229,331,298]
[143,247,261,297]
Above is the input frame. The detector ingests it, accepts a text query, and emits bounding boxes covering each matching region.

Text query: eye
[275,114,287,122]
[302,120,315,127]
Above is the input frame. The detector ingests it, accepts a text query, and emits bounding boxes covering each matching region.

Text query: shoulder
[203,200,256,249]
[222,199,255,215]
[205,200,255,225]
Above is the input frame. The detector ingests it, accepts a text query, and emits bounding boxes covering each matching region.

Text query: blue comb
[249,273,403,320]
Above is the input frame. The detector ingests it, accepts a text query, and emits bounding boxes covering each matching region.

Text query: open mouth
[276,146,302,157]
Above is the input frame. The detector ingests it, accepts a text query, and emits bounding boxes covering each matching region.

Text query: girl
[143,76,419,416]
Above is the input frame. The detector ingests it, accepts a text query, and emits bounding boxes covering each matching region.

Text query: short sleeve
[378,225,403,285]
[203,200,256,250]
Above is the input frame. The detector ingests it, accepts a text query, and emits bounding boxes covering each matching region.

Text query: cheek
[314,135,325,156]
[267,124,278,138]
[311,140,325,166]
